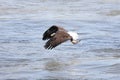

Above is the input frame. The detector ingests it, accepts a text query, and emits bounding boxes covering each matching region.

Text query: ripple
[0,0,120,80]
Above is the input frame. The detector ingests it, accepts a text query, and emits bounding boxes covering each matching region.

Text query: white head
[68,31,80,44]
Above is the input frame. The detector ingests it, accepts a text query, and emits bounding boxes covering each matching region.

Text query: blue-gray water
[0,0,120,80]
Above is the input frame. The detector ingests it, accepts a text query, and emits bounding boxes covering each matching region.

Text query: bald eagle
[42,25,79,49]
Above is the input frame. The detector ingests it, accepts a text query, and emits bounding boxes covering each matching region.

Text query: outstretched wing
[42,25,67,40]
[44,31,71,49]
[42,25,58,40]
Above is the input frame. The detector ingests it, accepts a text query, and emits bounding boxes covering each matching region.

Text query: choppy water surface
[0,0,120,80]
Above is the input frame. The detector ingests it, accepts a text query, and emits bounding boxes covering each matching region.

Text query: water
[0,0,120,80]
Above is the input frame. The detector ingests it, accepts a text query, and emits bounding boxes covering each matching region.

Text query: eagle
[42,25,79,49]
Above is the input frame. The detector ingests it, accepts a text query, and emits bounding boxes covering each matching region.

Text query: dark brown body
[42,25,72,49]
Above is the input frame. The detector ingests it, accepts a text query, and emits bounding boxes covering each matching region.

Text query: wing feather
[42,25,67,40]
[42,25,58,40]
[44,31,71,49]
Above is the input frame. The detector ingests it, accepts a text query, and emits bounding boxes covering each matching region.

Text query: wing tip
[42,37,47,40]
[44,45,54,50]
